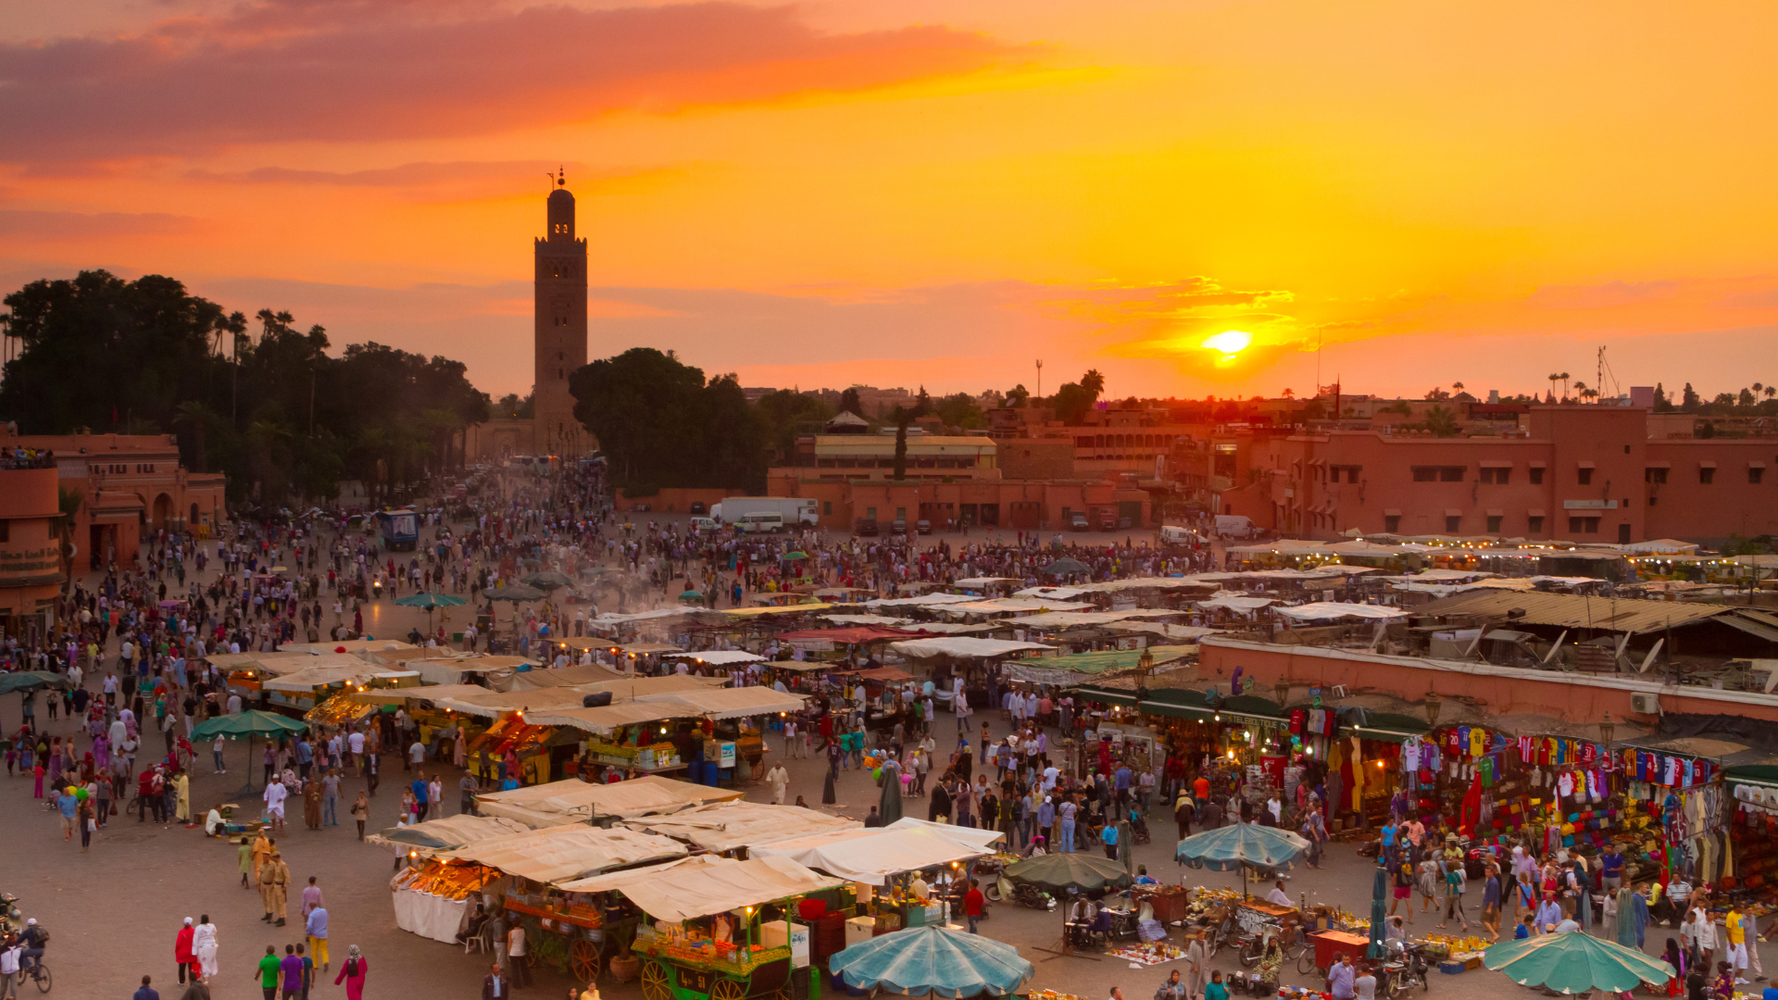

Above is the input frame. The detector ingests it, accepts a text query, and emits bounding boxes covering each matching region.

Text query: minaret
[533,168,589,455]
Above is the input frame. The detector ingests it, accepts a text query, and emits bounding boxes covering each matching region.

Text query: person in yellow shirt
[1724,905,1748,983]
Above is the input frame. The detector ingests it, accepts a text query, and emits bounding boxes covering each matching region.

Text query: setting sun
[1201,330,1254,360]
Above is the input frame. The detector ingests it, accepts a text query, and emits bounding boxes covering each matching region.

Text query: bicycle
[21,959,51,993]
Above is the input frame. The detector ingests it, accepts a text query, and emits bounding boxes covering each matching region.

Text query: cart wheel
[570,939,602,983]
[773,988,792,1000]
[711,977,748,1000]
[641,960,671,1000]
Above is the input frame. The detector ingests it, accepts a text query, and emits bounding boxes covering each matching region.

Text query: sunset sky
[4,0,1777,402]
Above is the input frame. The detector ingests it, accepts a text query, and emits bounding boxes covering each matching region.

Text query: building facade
[534,172,590,457]
[1215,405,1777,545]
[0,466,65,637]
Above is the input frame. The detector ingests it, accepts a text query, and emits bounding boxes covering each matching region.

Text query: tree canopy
[569,347,766,491]
[0,269,488,506]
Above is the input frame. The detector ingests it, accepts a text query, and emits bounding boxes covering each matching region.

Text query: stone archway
[152,492,173,531]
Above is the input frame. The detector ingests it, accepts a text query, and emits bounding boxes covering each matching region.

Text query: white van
[1160,525,1204,547]
[737,512,785,534]
[1214,514,1257,539]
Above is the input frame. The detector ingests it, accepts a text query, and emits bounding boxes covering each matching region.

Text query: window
[1384,515,1401,533]
[1479,467,1511,485]
[823,501,832,515]
[1753,467,1765,485]
[1445,515,1462,532]
[1440,466,1464,482]
[0,520,8,543]
[1577,468,1593,486]
[1486,515,1502,533]
[1648,496,1658,506]
[866,507,878,520]
[1568,516,1601,533]
[1700,467,1715,485]
[1529,467,1545,485]
[1412,466,1437,482]
[1528,515,1545,534]
[1645,467,1668,484]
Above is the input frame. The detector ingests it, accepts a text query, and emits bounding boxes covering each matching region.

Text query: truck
[709,497,819,528]
[375,508,419,551]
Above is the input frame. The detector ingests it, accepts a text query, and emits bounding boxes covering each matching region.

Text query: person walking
[481,963,508,1000]
[305,903,329,974]
[259,945,281,1000]
[260,848,291,926]
[332,945,366,1000]
[192,916,218,983]
[350,791,369,840]
[766,762,789,805]
[174,918,197,984]
[507,921,531,987]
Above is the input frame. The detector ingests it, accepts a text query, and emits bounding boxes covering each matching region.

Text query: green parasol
[678,590,704,603]
[0,671,70,695]
[1041,557,1090,576]
[393,592,467,610]
[781,551,811,561]
[192,710,309,794]
[1003,852,1132,894]
[1367,863,1388,959]
[1175,822,1311,898]
[521,570,574,590]
[830,926,1034,998]
[1483,930,1675,994]
[484,585,545,603]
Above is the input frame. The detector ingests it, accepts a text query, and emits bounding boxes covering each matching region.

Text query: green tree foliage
[1050,368,1107,425]
[755,389,834,462]
[494,393,534,419]
[936,392,985,429]
[1002,384,1030,407]
[0,270,489,507]
[1421,405,1461,437]
[1682,383,1700,409]
[838,387,864,417]
[1653,383,1673,413]
[569,348,765,491]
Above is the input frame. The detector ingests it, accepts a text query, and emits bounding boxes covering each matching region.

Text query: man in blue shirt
[412,770,430,822]
[133,974,159,1000]
[1327,954,1356,999]
[296,739,313,779]
[1601,844,1625,892]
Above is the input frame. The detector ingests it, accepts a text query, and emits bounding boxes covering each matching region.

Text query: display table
[393,888,468,943]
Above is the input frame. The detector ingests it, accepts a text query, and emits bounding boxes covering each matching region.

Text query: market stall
[560,854,846,1000]
[536,687,808,786]
[391,858,505,943]
[475,775,741,828]
[621,801,860,856]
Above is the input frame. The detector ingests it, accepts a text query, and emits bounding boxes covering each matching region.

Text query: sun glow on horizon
[1201,329,1253,362]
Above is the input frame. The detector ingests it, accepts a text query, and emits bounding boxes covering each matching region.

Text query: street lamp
[1425,692,1442,729]
[1273,680,1290,709]
[1600,713,1614,754]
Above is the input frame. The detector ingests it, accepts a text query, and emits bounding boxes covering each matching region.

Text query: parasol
[1482,931,1675,994]
[0,672,71,695]
[521,570,574,590]
[1041,557,1089,577]
[830,926,1034,998]
[1367,863,1388,959]
[192,710,310,794]
[394,590,468,632]
[1175,822,1310,898]
[1003,852,1132,894]
[484,585,545,604]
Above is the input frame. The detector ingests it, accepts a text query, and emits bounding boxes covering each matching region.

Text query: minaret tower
[533,167,588,455]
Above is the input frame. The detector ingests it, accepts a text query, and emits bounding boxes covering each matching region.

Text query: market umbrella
[1175,822,1310,898]
[394,590,468,633]
[0,671,70,695]
[192,710,309,794]
[1041,557,1089,577]
[782,551,811,561]
[521,570,574,590]
[1003,852,1132,894]
[1367,863,1388,959]
[1482,931,1674,994]
[878,764,904,825]
[831,926,1034,998]
[484,585,545,603]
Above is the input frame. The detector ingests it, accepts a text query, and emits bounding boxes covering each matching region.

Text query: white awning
[886,638,1054,659]
[1274,602,1409,622]
[748,821,1001,885]
[557,855,844,922]
[474,775,741,827]
[433,824,687,885]
[621,801,861,853]
[660,650,766,666]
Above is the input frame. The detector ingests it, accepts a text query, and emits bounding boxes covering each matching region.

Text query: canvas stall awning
[432,687,593,719]
[433,824,687,884]
[504,663,619,689]
[533,687,808,734]
[887,638,1054,660]
[1004,645,1196,687]
[661,650,768,666]
[474,774,741,827]
[1196,596,1275,612]
[748,820,1001,884]
[1009,610,1181,629]
[1274,602,1409,622]
[262,663,384,692]
[620,800,859,853]
[404,657,525,688]
[367,814,534,854]
[557,854,844,922]
[936,598,1096,617]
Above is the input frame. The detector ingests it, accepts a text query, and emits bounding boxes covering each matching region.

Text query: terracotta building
[0,425,226,570]
[0,466,64,635]
[1213,405,1776,545]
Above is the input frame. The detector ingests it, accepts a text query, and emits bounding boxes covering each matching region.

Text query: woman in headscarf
[332,944,367,1000]
[193,913,220,981]
[303,777,323,829]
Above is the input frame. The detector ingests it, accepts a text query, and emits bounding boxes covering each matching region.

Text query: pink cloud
[0,2,1026,164]
[0,209,204,239]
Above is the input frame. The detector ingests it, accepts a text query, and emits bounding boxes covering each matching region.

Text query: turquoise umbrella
[831,926,1034,998]
[393,592,467,610]
[1003,852,1132,894]
[1367,863,1388,959]
[0,671,69,694]
[1483,931,1674,994]
[1175,821,1311,898]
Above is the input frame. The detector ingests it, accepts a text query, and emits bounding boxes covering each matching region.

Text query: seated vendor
[457,902,490,946]
[1134,865,1157,886]
[204,807,226,837]
[1264,880,1292,908]
[909,874,931,900]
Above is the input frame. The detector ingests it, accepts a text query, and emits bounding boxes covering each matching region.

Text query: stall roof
[1102,623,1219,642]
[556,855,844,922]
[748,823,999,884]
[615,643,683,655]
[262,663,384,692]
[861,594,981,610]
[775,627,924,644]
[434,824,687,884]
[405,657,524,687]
[474,775,741,826]
[577,674,732,698]
[531,686,808,733]
[620,801,860,853]
[1005,645,1196,684]
[887,638,1054,660]
[506,663,624,690]
[1076,577,1220,593]
[1414,590,1752,635]
[280,639,418,656]
[1275,602,1410,622]
[434,687,593,719]
[844,665,916,682]
[820,615,915,627]
[1197,596,1275,612]
[952,577,1021,588]
[660,650,767,666]
[352,684,493,706]
[721,604,834,618]
[204,651,315,671]
[366,814,535,853]
[1009,610,1182,629]
[937,598,1096,616]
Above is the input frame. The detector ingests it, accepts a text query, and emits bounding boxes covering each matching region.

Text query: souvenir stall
[467,712,585,786]
[436,825,689,981]
[1726,763,1778,912]
[1614,737,1737,891]
[560,855,846,1000]
[536,686,807,786]
[305,689,381,731]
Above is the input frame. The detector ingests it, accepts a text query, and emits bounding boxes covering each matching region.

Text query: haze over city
[5,0,1777,400]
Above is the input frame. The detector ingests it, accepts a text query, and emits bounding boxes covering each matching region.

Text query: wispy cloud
[0,1,1031,164]
[0,210,204,239]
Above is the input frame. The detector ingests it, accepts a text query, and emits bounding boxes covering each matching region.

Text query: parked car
[891,519,908,535]
[916,519,932,535]
[1097,511,1116,531]
[690,516,718,533]
[1069,512,1090,531]
[689,501,707,515]
[856,519,880,537]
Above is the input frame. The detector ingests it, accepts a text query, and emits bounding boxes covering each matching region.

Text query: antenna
[1035,359,1043,400]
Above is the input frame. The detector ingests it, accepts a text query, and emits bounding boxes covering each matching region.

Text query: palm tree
[1548,373,1561,399]
[1572,380,1588,403]
[172,400,217,472]
[1559,372,1571,399]
[1423,405,1461,438]
[1766,385,1776,402]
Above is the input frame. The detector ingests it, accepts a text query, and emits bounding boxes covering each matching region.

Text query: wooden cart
[636,937,794,1000]
[505,896,609,983]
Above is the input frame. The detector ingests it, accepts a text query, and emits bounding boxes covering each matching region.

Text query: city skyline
[4,0,1776,400]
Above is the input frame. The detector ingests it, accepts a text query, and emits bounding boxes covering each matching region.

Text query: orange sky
[4,0,1777,401]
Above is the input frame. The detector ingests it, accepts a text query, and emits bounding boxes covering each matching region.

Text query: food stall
[390,859,506,943]
[560,854,845,1000]
[260,661,391,716]
[535,687,808,787]
[622,801,860,858]
[435,824,689,981]
[210,651,360,714]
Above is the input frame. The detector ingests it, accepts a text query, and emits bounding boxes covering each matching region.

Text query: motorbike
[1381,943,1430,997]
[986,876,1055,910]
[0,893,20,936]
[371,578,384,599]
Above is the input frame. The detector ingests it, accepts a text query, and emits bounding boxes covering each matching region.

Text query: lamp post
[1425,692,1442,730]
[1600,713,1614,755]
